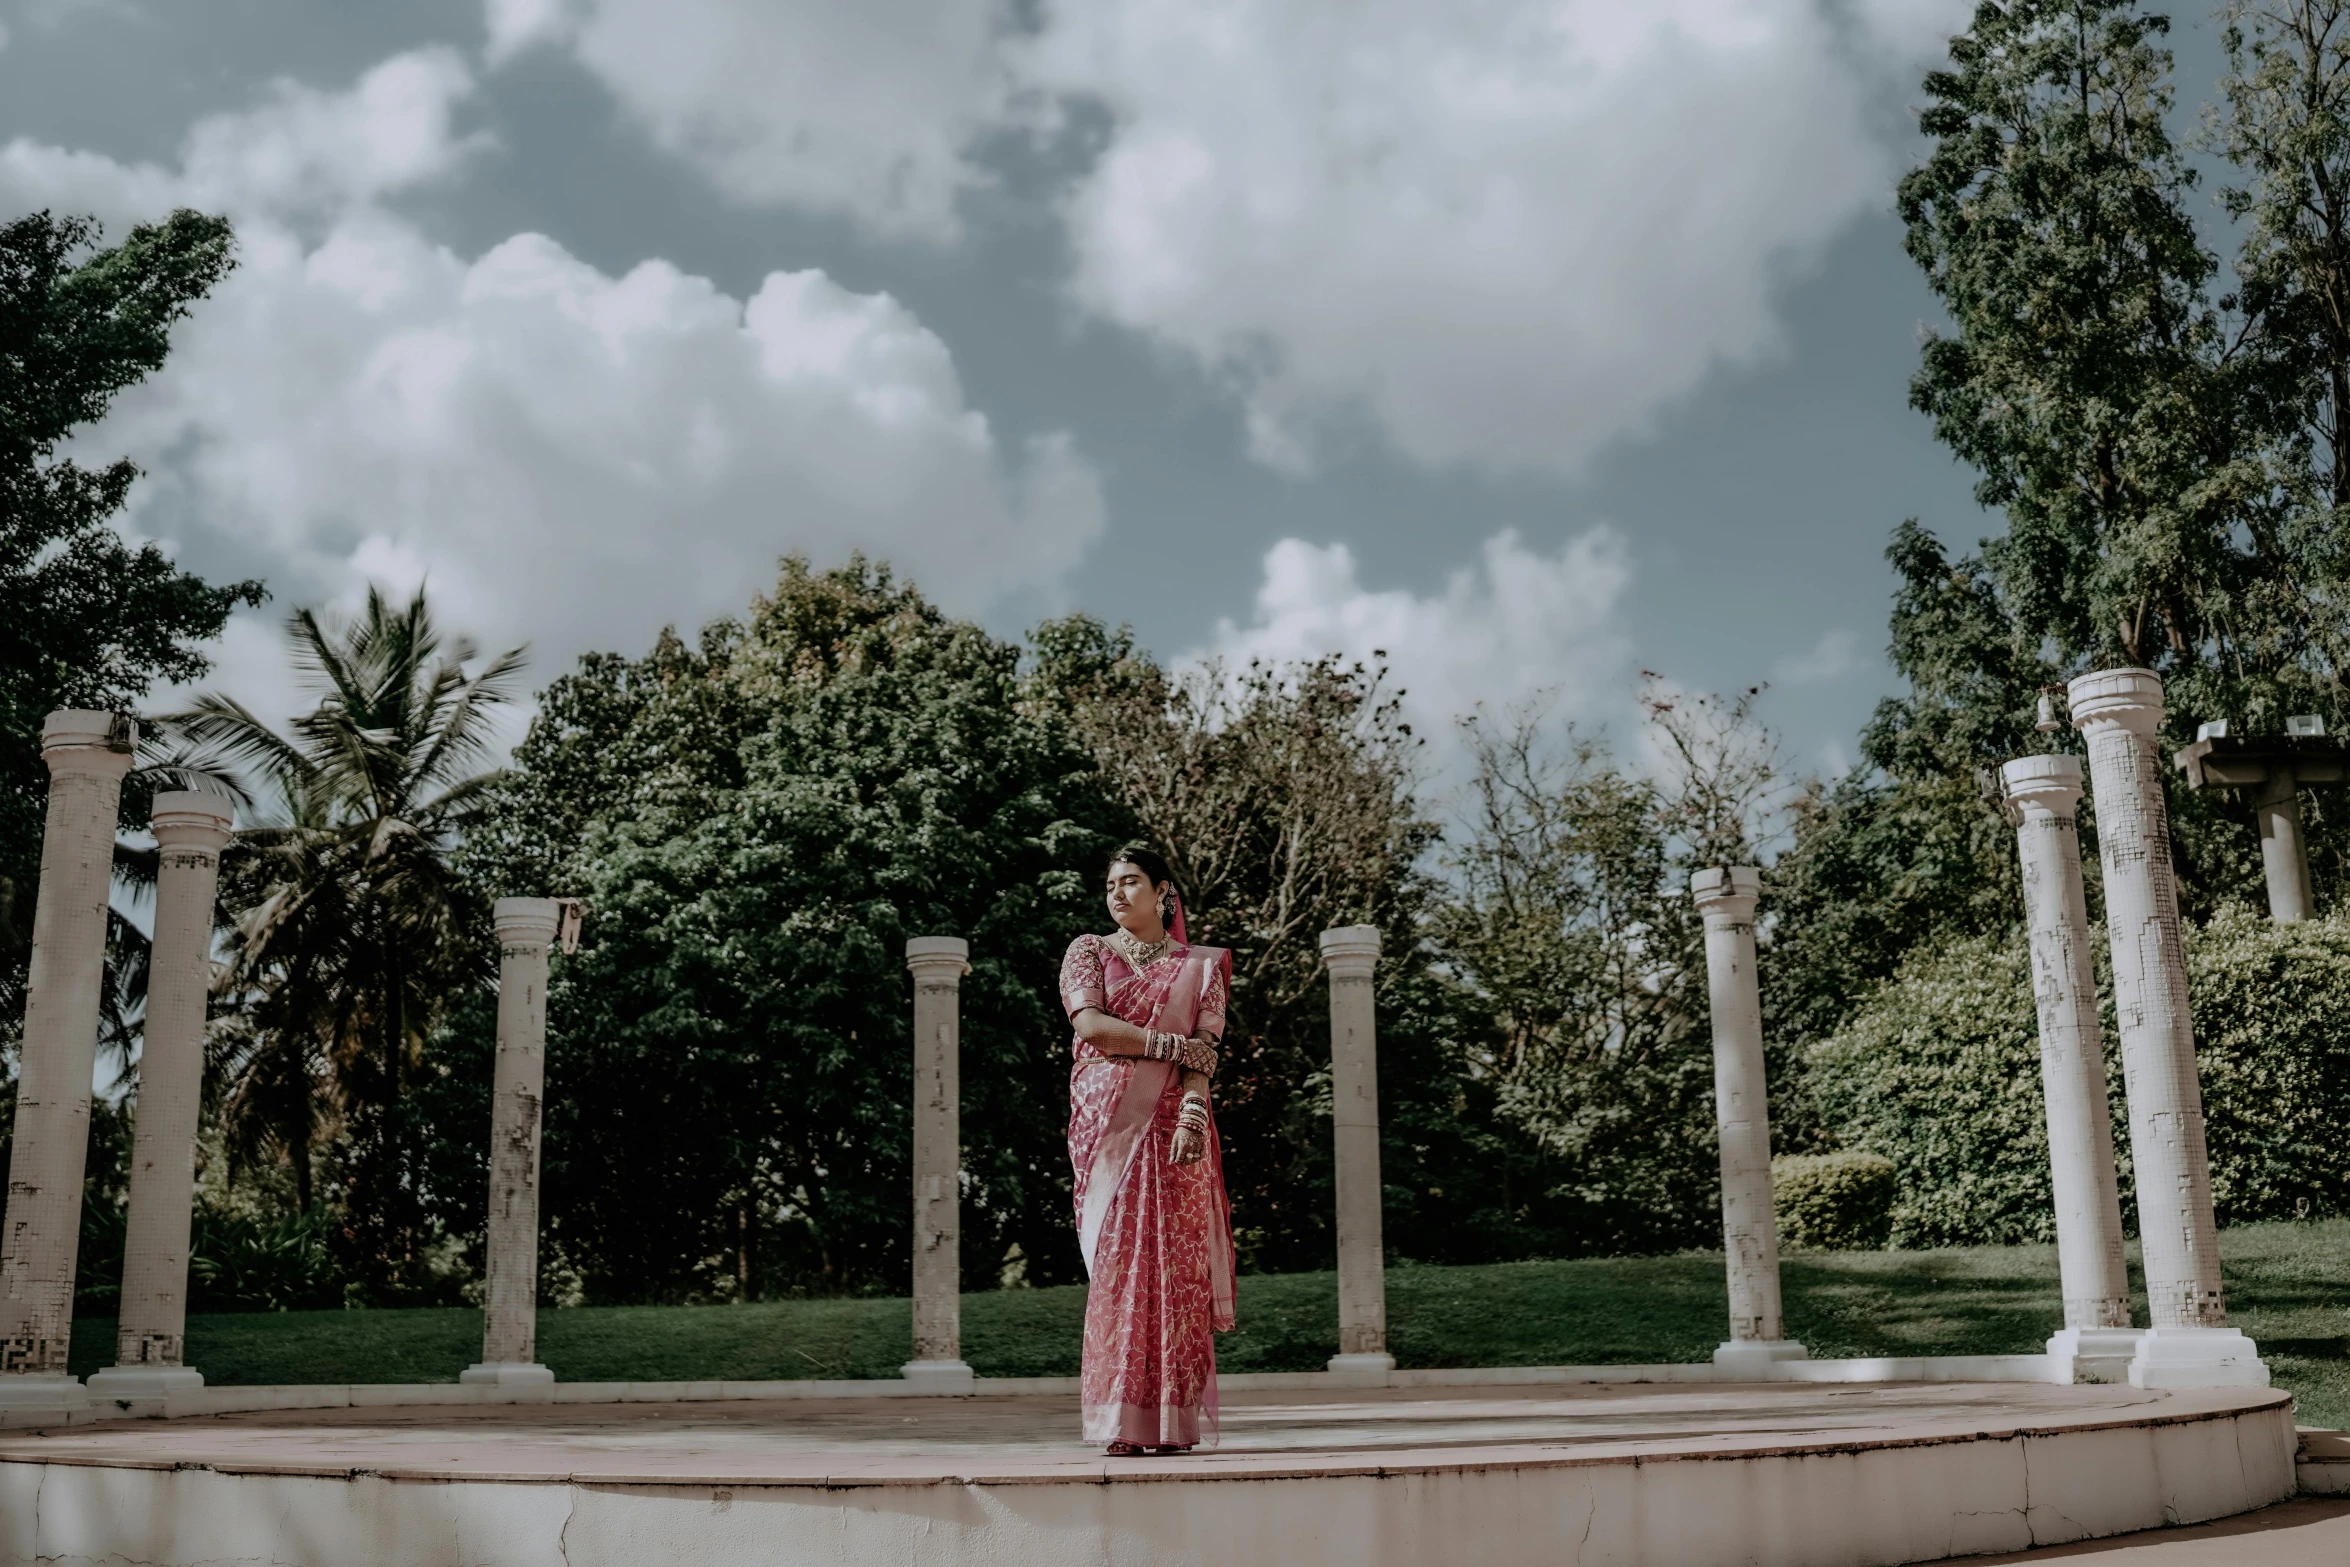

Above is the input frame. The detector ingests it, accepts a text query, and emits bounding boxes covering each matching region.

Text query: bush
[189,1207,348,1312]
[1808,907,2350,1246]
[1773,1150,1897,1250]
[1807,929,2061,1247]
[2180,904,2350,1225]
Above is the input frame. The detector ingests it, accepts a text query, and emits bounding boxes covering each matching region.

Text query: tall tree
[455,559,1122,1302]
[1770,1,2299,1047]
[1426,717,1719,1253]
[2216,3,2350,728]
[0,209,262,1005]
[1901,0,2260,677]
[170,586,522,1293]
[1025,618,1443,1271]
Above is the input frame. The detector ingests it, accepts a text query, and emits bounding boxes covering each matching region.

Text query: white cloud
[4,49,1103,725]
[1198,528,1635,766]
[1772,627,1864,685]
[488,0,1019,240]
[1026,0,1970,476]
[513,0,1971,474]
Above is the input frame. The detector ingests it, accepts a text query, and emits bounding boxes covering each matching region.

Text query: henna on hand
[1178,1037,1219,1077]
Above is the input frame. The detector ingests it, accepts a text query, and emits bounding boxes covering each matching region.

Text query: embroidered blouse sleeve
[1195,955,1230,1042]
[1061,935,1107,1017]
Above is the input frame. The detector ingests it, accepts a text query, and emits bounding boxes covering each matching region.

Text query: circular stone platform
[0,1380,2296,1567]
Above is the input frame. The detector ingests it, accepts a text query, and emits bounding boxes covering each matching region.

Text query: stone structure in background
[0,712,137,1416]
[1319,926,1392,1377]
[1999,756,2137,1383]
[1691,867,1806,1377]
[462,897,572,1388]
[89,793,233,1403]
[902,937,974,1392]
[2171,722,2349,924]
[2068,669,2267,1389]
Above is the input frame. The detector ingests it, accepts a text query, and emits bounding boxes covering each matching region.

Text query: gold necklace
[1107,926,1173,969]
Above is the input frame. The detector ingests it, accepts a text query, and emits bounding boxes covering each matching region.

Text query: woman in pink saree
[1059,846,1237,1454]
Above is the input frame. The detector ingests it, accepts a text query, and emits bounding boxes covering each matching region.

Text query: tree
[1771,0,2309,1048]
[1025,618,1447,1271]
[169,585,522,1295]
[456,559,1122,1301]
[0,209,262,1009]
[1902,0,2261,676]
[1425,715,1719,1253]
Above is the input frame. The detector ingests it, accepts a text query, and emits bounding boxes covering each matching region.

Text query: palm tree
[165,585,523,1269]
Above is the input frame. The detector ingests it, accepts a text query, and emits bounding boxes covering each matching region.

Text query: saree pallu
[1062,935,1237,1447]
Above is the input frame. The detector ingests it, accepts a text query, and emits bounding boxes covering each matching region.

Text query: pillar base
[900,1359,975,1393]
[2045,1327,2142,1385]
[1712,1340,1808,1378]
[2126,1326,2269,1389]
[86,1366,205,1400]
[460,1362,555,1387]
[0,1374,90,1424]
[1326,1351,1396,1380]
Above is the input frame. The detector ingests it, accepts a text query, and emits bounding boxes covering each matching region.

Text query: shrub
[1807,929,2060,1247]
[187,1207,347,1312]
[1773,1150,1897,1250]
[2179,904,2350,1225]
[1808,907,2350,1246]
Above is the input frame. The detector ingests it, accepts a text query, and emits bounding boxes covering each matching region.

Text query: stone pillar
[462,898,562,1388]
[2253,772,2313,924]
[2069,669,2266,1389]
[1692,867,1805,1377]
[89,793,232,1404]
[2000,756,2137,1383]
[0,711,135,1417]
[1320,926,1392,1377]
[902,936,972,1392]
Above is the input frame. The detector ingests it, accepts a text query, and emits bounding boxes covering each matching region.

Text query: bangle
[1175,1092,1211,1137]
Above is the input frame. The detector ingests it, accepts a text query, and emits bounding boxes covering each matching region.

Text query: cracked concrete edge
[34,1351,2100,1429]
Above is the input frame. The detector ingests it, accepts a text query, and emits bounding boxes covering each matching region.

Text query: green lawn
[70,1219,2350,1427]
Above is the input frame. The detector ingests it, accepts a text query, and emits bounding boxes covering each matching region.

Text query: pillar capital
[493,897,563,948]
[151,791,233,850]
[905,935,969,982]
[40,709,135,776]
[1319,925,1380,978]
[2001,754,2084,816]
[2066,668,2164,737]
[1690,866,1761,926]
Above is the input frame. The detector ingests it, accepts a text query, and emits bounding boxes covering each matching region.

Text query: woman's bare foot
[1106,1440,1143,1456]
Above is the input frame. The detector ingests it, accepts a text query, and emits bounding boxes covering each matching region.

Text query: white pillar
[902,936,972,1392]
[1320,926,1392,1378]
[2252,772,2313,924]
[461,898,563,1388]
[1692,867,1805,1377]
[0,711,134,1418]
[2000,756,2137,1383]
[89,792,231,1403]
[2069,669,2266,1389]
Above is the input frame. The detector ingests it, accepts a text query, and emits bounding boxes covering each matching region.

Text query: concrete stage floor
[0,1380,2302,1566]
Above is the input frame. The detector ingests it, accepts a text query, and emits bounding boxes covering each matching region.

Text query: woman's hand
[1170,1084,1211,1165]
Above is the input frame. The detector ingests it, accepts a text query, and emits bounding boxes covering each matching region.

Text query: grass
[67,1219,2350,1427]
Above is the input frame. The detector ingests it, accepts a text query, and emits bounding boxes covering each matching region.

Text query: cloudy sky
[3,0,2198,783]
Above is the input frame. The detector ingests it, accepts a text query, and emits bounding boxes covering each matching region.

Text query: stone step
[2298,1426,2350,1495]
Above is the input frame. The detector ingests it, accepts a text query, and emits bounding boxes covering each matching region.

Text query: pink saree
[1060,934,1238,1447]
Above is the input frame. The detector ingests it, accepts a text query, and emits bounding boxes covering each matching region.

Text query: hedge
[1806,906,2350,1246]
